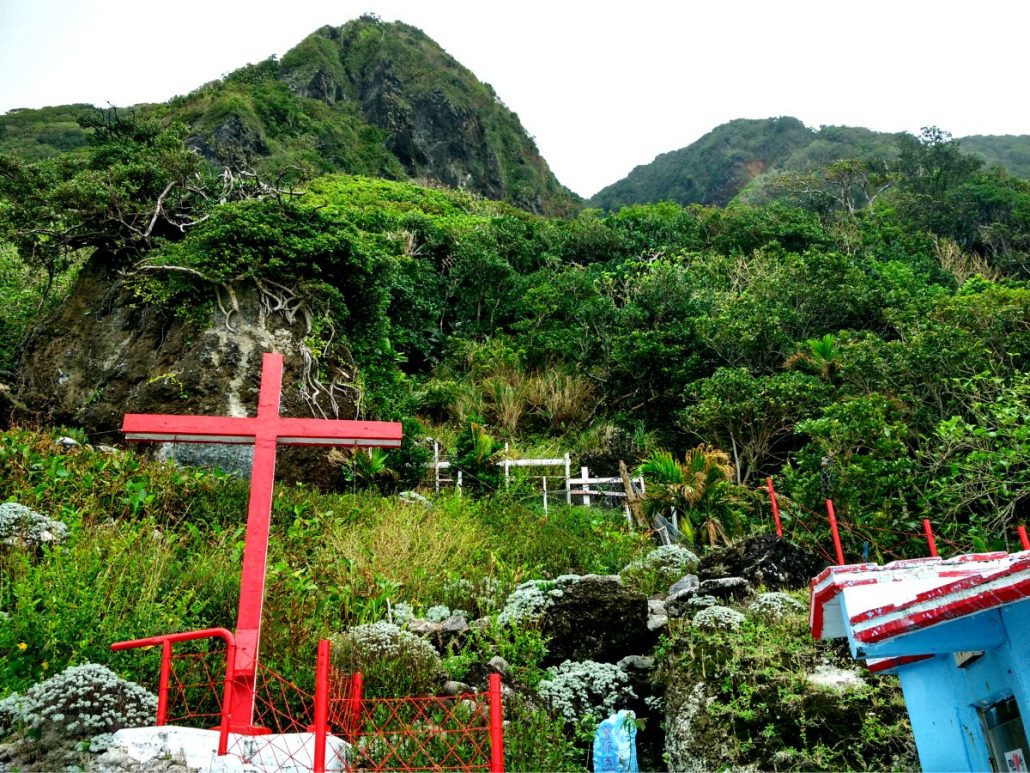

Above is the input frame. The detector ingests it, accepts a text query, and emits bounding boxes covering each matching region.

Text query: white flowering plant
[537,660,636,726]
[620,544,699,595]
[0,663,156,742]
[332,621,444,697]
[748,592,806,620]
[692,605,746,631]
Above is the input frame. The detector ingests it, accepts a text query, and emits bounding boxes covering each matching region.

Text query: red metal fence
[762,477,1030,565]
[111,634,503,772]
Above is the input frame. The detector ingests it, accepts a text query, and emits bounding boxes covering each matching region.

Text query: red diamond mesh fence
[112,632,503,772]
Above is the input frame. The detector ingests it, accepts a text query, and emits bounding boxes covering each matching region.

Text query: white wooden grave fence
[428,442,645,522]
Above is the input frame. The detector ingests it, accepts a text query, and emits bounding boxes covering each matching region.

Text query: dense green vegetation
[2,116,1028,559]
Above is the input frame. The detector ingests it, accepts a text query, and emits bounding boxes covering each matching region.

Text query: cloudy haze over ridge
[1,0,1027,197]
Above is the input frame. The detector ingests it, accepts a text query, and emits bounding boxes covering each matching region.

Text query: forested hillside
[0,16,579,217]
[2,113,1028,556]
[590,116,1030,210]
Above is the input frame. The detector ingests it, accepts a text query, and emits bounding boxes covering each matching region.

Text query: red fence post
[218,643,237,757]
[922,519,939,557]
[826,500,845,565]
[313,640,330,773]
[350,672,364,736]
[766,477,783,538]
[1019,526,1030,551]
[156,640,172,726]
[488,673,504,773]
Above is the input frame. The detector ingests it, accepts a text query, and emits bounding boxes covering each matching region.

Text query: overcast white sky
[1,0,1028,197]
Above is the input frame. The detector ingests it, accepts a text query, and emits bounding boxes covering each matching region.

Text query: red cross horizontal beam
[123,414,403,447]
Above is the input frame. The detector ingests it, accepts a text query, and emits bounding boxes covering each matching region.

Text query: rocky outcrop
[277,18,579,216]
[698,534,827,590]
[538,575,655,665]
[16,258,358,486]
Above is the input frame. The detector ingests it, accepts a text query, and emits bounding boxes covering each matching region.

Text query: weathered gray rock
[406,619,441,638]
[431,614,470,650]
[664,587,699,619]
[667,574,700,596]
[698,534,827,590]
[698,577,752,601]
[441,680,471,697]
[16,262,360,488]
[617,655,654,673]
[647,599,669,630]
[538,574,655,664]
[664,682,714,773]
[487,656,510,677]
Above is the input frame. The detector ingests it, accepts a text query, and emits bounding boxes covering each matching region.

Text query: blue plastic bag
[593,709,638,773]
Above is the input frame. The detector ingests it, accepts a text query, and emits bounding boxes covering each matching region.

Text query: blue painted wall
[889,600,1030,772]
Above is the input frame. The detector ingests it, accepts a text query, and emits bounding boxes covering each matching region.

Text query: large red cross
[121,352,402,729]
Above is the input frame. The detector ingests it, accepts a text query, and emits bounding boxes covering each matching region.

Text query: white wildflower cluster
[537,660,637,725]
[391,601,415,625]
[0,692,25,737]
[621,545,699,587]
[498,581,557,624]
[334,622,444,696]
[748,592,805,621]
[1,664,156,741]
[340,622,441,663]
[0,502,69,547]
[692,605,746,631]
[497,576,583,625]
[425,605,456,623]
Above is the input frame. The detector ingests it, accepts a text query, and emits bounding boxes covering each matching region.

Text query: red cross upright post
[121,352,402,731]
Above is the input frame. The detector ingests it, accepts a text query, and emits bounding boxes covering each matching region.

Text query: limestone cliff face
[17,257,357,484]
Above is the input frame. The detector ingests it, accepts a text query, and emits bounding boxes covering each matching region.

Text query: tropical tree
[451,420,503,494]
[785,333,840,383]
[342,447,399,492]
[639,445,750,547]
[680,368,831,484]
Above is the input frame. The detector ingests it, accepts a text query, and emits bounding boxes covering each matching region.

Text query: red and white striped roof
[810,551,1030,644]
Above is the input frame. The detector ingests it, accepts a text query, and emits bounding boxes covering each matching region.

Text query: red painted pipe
[922,519,939,557]
[489,673,505,773]
[313,640,330,773]
[111,628,238,740]
[1019,525,1030,551]
[218,643,237,757]
[826,500,845,565]
[111,627,236,651]
[156,640,172,726]
[766,477,783,538]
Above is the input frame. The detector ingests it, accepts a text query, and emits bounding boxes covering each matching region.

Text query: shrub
[620,544,699,595]
[497,580,562,625]
[2,663,155,742]
[748,591,805,620]
[692,605,745,631]
[331,622,444,697]
[656,595,915,771]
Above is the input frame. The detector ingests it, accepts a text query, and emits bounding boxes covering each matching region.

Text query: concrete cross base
[109,726,350,772]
